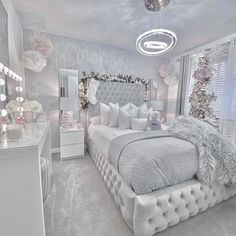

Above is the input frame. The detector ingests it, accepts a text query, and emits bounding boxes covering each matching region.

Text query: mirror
[59,69,80,129]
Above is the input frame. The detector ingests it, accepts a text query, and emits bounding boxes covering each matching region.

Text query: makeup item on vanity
[6,124,23,142]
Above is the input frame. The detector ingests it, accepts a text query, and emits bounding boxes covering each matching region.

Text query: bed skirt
[87,138,236,236]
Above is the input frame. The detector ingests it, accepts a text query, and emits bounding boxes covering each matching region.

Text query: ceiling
[12,0,236,57]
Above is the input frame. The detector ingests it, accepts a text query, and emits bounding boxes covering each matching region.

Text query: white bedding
[88,125,139,158]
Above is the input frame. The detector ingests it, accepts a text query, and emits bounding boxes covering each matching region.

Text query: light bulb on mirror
[16,76,23,82]
[16,97,24,102]
[0,63,4,72]
[1,109,7,117]
[0,78,5,86]
[16,86,23,92]
[3,66,9,75]
[0,94,6,101]
[17,107,24,112]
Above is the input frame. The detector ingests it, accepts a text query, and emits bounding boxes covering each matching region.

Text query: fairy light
[0,62,25,121]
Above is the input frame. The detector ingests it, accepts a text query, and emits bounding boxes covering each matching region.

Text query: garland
[79,71,150,109]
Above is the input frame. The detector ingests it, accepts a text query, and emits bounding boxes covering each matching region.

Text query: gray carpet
[44,152,236,236]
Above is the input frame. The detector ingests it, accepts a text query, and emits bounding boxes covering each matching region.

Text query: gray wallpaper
[23,29,166,149]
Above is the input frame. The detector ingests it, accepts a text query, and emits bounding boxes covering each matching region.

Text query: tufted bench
[88,138,236,236]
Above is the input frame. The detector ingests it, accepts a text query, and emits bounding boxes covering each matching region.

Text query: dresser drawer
[60,143,84,159]
[60,131,84,145]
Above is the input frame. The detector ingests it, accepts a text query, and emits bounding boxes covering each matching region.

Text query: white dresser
[0,122,52,236]
[60,127,84,160]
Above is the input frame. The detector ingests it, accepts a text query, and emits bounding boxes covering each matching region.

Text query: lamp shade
[60,97,80,111]
[150,100,164,111]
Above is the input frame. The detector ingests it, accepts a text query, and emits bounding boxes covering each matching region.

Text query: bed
[87,80,236,236]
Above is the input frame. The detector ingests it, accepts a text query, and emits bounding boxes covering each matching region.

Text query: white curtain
[219,39,236,144]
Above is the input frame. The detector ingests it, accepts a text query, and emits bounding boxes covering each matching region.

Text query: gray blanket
[170,116,236,185]
[108,130,198,195]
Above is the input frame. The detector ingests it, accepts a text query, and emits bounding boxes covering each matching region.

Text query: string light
[0,62,24,122]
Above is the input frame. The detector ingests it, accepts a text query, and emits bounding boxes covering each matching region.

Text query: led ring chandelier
[136,0,177,56]
[136,29,177,56]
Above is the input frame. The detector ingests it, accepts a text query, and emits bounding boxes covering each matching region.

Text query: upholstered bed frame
[87,80,236,236]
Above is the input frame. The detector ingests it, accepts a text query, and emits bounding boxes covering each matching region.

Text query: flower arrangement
[159,63,177,86]
[23,36,54,72]
[32,37,54,58]
[79,72,150,109]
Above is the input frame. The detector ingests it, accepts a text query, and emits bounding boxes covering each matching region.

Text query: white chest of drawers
[60,127,84,160]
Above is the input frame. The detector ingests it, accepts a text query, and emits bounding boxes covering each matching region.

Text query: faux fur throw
[169,116,236,185]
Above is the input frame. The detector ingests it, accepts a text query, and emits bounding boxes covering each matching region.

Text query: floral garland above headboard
[79,71,150,109]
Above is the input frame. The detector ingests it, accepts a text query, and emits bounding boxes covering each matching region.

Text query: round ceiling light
[136,29,177,56]
[144,0,171,12]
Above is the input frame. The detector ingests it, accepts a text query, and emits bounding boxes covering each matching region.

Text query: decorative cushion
[121,103,131,111]
[119,107,138,130]
[109,103,120,127]
[90,116,101,126]
[138,103,153,118]
[131,118,147,131]
[100,103,110,125]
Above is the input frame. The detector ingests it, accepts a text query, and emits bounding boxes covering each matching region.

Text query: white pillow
[121,103,131,111]
[131,103,139,113]
[109,102,119,127]
[119,107,138,130]
[90,116,101,126]
[131,118,147,131]
[138,103,153,118]
[100,103,110,125]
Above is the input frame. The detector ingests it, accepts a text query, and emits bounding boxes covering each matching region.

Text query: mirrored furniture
[0,122,52,236]
[59,69,84,160]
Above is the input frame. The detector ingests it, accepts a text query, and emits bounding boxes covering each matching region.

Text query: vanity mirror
[59,69,80,130]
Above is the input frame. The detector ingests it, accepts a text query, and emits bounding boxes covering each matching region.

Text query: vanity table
[0,122,52,236]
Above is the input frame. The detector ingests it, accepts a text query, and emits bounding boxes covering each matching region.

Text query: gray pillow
[131,118,147,131]
[119,107,138,130]
[109,102,119,127]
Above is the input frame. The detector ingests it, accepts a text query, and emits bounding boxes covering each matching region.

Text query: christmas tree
[189,56,218,127]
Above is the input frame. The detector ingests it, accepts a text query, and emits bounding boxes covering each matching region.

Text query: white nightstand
[60,127,84,160]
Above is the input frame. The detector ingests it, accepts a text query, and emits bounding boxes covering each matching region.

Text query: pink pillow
[90,116,101,126]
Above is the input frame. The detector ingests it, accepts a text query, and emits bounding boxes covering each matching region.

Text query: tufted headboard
[88,81,146,118]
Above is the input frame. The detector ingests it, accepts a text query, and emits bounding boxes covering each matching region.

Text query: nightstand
[60,127,84,160]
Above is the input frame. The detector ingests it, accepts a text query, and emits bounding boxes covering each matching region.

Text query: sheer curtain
[219,39,236,144]
[182,38,236,145]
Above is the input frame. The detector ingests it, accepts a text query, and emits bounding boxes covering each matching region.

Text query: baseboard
[51,148,60,154]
